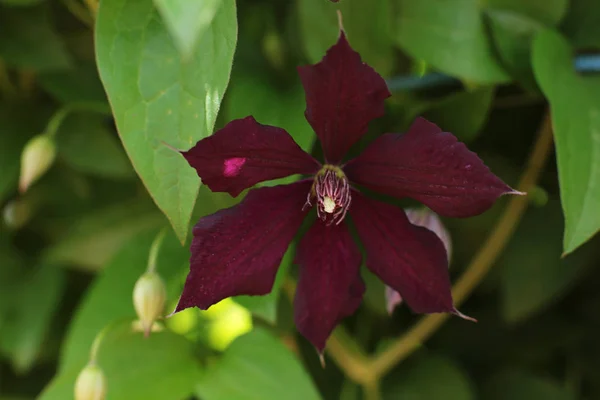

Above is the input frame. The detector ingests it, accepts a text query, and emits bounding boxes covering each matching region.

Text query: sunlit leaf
[154,0,223,59]
[532,29,600,254]
[95,0,237,243]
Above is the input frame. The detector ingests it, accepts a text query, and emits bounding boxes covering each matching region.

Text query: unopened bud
[3,198,31,229]
[133,271,166,336]
[74,363,106,400]
[19,134,56,193]
[386,207,452,314]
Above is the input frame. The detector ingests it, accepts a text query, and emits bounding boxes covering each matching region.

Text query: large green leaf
[0,4,71,72]
[40,324,202,400]
[196,328,321,400]
[486,0,568,26]
[0,265,65,373]
[154,0,223,59]
[95,0,237,243]
[297,0,394,75]
[383,354,475,400]
[56,113,134,179]
[499,201,595,323]
[393,0,508,83]
[483,371,576,400]
[485,0,567,90]
[532,30,600,254]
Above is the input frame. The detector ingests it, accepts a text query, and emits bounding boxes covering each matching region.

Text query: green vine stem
[316,111,555,394]
[367,112,554,377]
[44,102,111,139]
[147,228,168,274]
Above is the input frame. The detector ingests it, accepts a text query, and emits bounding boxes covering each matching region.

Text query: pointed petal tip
[318,351,326,368]
[452,308,477,323]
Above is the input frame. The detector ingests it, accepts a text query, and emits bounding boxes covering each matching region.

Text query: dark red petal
[182,116,320,197]
[344,117,518,217]
[175,181,311,312]
[350,192,455,314]
[294,220,364,352]
[297,32,391,164]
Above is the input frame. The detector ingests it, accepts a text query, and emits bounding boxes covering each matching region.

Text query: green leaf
[483,371,576,400]
[40,324,202,400]
[486,0,568,26]
[226,73,315,153]
[38,63,109,106]
[560,0,600,48]
[154,0,223,60]
[0,265,65,373]
[44,199,165,271]
[95,0,237,244]
[485,10,543,91]
[423,86,495,142]
[532,29,600,254]
[297,0,394,75]
[484,0,567,91]
[383,354,475,400]
[499,200,594,323]
[0,4,71,72]
[196,328,322,400]
[56,113,134,179]
[393,0,508,83]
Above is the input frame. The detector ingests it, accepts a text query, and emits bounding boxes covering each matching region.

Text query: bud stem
[147,228,167,274]
[44,102,112,139]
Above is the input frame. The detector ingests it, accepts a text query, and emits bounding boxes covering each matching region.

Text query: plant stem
[367,112,554,377]
[147,228,168,274]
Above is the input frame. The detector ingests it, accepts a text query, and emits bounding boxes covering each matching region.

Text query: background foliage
[1,0,600,399]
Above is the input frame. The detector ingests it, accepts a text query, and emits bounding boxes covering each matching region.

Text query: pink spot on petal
[223,157,246,177]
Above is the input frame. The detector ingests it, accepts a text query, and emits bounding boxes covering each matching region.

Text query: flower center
[305,165,351,225]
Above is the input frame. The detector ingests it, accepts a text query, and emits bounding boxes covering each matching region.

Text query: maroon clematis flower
[174,31,518,352]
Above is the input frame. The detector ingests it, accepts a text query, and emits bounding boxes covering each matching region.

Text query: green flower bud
[133,271,166,336]
[19,134,56,193]
[2,198,31,229]
[74,363,106,400]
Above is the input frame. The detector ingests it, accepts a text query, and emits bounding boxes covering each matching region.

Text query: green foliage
[1,0,600,399]
[95,0,237,243]
[196,329,321,400]
[383,354,475,400]
[532,29,600,254]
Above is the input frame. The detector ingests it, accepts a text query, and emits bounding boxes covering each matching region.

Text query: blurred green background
[1,0,600,399]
